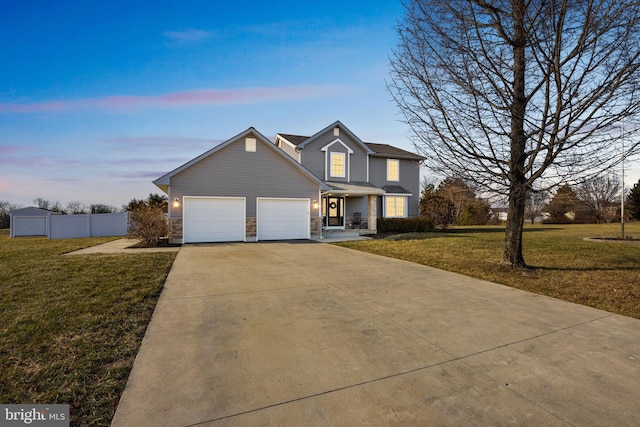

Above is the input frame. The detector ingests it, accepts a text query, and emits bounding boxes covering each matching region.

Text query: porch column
[368,195,377,232]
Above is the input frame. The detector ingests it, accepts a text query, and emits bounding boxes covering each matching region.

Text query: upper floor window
[387,159,399,181]
[330,152,346,177]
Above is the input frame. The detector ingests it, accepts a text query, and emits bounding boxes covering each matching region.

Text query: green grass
[0,229,177,426]
[337,223,640,319]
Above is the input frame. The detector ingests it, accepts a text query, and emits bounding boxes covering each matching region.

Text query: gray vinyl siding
[370,157,421,217]
[169,133,320,218]
[345,196,368,217]
[368,157,388,186]
[277,141,300,161]
[300,131,369,182]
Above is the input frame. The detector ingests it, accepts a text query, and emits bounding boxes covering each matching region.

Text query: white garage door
[13,216,47,237]
[183,197,245,243]
[257,198,310,241]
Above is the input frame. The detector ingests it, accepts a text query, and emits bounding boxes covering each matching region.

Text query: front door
[324,196,344,227]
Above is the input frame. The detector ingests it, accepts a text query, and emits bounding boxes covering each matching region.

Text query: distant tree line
[420,176,640,229]
[0,193,169,230]
[544,175,640,224]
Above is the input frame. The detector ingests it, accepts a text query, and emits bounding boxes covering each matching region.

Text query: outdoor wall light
[173,198,180,208]
[312,200,319,210]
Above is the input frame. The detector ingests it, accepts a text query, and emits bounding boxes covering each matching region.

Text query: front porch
[316,228,375,242]
[321,182,384,233]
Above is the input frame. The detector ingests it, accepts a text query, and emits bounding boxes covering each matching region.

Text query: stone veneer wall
[246,217,257,237]
[368,195,377,232]
[169,218,183,243]
[311,217,321,236]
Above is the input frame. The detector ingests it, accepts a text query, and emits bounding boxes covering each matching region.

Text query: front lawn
[0,230,177,425]
[338,223,640,319]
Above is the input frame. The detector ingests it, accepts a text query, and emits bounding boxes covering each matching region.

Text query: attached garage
[257,198,310,241]
[154,128,328,243]
[183,197,245,243]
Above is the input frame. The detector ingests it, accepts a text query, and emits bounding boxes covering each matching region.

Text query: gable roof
[9,206,63,216]
[153,127,329,193]
[294,121,376,155]
[276,122,424,161]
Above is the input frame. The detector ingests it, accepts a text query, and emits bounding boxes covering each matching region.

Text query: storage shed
[9,207,61,237]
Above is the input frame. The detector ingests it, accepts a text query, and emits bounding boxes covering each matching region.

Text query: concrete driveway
[111,242,640,426]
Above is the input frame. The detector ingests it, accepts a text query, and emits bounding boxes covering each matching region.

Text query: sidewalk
[64,238,181,255]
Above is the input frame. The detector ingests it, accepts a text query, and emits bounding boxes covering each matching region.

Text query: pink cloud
[100,136,223,149]
[0,146,29,155]
[0,86,343,114]
[0,179,9,191]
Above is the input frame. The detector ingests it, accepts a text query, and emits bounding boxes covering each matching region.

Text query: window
[385,196,407,218]
[330,152,346,177]
[245,137,256,152]
[387,159,399,181]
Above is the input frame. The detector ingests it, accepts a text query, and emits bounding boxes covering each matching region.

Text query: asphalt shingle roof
[276,134,423,160]
[277,134,309,146]
[381,185,413,195]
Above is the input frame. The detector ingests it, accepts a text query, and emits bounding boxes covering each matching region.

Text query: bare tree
[389,0,640,267]
[525,190,547,225]
[576,174,621,224]
[0,200,19,229]
[66,201,87,214]
[33,198,49,210]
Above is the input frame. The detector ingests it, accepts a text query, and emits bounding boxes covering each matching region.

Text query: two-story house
[153,121,423,243]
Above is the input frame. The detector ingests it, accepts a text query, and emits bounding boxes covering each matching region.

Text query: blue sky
[0,0,410,208]
[1,1,638,209]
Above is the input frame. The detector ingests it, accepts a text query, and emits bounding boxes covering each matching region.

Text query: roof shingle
[275,133,423,160]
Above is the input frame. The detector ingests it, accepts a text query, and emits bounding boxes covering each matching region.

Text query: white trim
[383,195,408,218]
[320,138,355,154]
[387,159,400,182]
[366,154,370,182]
[297,121,375,155]
[321,138,354,181]
[330,152,346,178]
[275,135,298,151]
[256,197,310,241]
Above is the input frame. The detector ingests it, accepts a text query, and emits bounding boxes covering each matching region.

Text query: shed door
[257,198,310,241]
[183,197,245,243]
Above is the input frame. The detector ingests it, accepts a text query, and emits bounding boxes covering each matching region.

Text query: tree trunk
[503,0,528,268]
[504,183,527,267]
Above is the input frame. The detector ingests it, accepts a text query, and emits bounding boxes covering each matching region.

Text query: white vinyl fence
[11,213,128,239]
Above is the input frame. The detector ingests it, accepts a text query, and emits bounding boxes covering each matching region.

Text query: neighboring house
[154,121,424,244]
[490,207,509,222]
[491,207,545,223]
